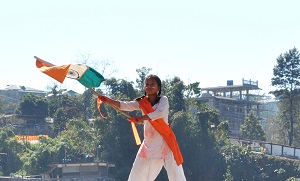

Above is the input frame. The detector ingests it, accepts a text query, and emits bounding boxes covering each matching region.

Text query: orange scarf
[138,97,184,166]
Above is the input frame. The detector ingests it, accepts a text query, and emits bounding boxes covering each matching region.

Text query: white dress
[120,96,186,181]
[120,96,172,160]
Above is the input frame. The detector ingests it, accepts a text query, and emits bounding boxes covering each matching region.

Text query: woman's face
[144,78,160,96]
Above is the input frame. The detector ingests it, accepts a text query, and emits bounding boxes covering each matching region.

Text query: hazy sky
[1,0,299,94]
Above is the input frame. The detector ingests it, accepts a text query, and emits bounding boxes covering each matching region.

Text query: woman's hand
[129,115,144,124]
[98,95,108,103]
[98,95,120,108]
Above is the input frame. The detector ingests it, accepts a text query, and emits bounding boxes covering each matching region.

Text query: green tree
[220,144,264,180]
[20,135,67,176]
[81,89,94,122]
[59,119,98,160]
[271,47,300,146]
[16,94,48,124]
[163,77,186,116]
[0,98,5,114]
[51,94,83,135]
[104,78,137,100]
[240,111,266,141]
[135,67,152,93]
[185,82,201,98]
[184,104,226,180]
[97,78,139,180]
[47,85,62,117]
[53,107,69,134]
[0,126,23,176]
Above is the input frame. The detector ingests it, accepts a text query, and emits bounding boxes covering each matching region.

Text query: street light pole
[97,145,101,162]
[64,145,67,161]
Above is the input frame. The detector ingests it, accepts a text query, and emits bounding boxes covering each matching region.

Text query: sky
[1,0,300,95]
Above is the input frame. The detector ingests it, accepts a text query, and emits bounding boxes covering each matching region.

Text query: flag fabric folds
[35,56,71,83]
[35,56,105,88]
[36,56,141,145]
[68,64,105,88]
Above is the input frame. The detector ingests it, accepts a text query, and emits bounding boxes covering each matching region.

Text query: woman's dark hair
[135,74,162,102]
[145,74,161,96]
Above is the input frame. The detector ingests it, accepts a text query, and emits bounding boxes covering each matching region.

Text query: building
[48,162,115,180]
[0,85,47,114]
[0,85,79,114]
[0,85,47,103]
[197,79,268,137]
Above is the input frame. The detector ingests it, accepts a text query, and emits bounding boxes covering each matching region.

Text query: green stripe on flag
[78,67,105,88]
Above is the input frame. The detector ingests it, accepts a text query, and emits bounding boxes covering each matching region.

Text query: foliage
[163,77,185,115]
[21,137,59,175]
[185,81,201,98]
[183,104,226,181]
[240,111,266,141]
[104,78,138,100]
[95,78,140,180]
[0,126,23,176]
[59,119,98,161]
[80,89,94,122]
[271,47,300,146]
[52,94,83,135]
[221,143,300,181]
[16,94,49,124]
[135,67,152,93]
[4,65,300,180]
[223,165,234,181]
[0,98,5,114]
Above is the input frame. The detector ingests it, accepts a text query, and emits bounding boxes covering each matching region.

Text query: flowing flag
[35,56,141,145]
[35,56,70,83]
[35,56,105,88]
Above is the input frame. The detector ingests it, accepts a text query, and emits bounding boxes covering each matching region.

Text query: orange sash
[138,97,183,165]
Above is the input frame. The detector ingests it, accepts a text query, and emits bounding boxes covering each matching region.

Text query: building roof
[202,84,261,92]
[49,162,115,168]
[3,85,46,93]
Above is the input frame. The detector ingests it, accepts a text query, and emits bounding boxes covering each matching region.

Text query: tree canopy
[271,47,300,146]
[240,111,266,141]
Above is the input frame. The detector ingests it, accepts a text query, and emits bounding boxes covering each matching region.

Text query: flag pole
[34,56,55,66]
[89,88,142,145]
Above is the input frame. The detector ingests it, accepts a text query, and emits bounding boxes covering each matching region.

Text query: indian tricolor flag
[36,56,141,145]
[35,56,105,88]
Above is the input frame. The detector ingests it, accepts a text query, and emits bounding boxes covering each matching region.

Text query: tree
[59,119,98,160]
[52,94,83,135]
[163,77,186,116]
[97,78,139,180]
[0,126,23,176]
[104,78,137,100]
[271,47,300,146]
[0,98,5,114]
[135,67,152,93]
[16,94,48,124]
[81,89,94,122]
[185,82,201,98]
[183,104,226,180]
[240,111,266,141]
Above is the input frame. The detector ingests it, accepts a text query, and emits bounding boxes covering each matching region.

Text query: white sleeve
[119,100,140,111]
[147,96,169,121]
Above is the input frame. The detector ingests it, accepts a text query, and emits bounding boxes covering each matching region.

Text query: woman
[99,74,186,181]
